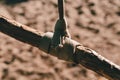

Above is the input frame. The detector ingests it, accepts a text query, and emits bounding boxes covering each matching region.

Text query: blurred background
[0,0,120,80]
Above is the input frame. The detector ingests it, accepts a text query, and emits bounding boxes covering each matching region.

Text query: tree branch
[0,15,120,80]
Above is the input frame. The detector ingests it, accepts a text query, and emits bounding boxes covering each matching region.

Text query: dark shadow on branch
[5,0,28,5]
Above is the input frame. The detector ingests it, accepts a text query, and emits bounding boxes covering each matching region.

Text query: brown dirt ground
[0,0,120,80]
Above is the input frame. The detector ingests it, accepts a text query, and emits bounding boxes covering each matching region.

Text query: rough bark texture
[0,16,120,80]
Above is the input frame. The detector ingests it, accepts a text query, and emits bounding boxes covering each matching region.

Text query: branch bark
[0,15,120,80]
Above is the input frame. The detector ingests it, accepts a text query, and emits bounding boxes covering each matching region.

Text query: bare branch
[0,15,120,80]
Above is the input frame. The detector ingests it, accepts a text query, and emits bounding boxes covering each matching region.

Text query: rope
[58,0,64,19]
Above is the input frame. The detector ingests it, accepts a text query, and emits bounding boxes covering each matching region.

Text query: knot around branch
[42,32,81,62]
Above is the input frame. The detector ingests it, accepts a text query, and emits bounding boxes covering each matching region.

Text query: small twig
[0,16,120,80]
